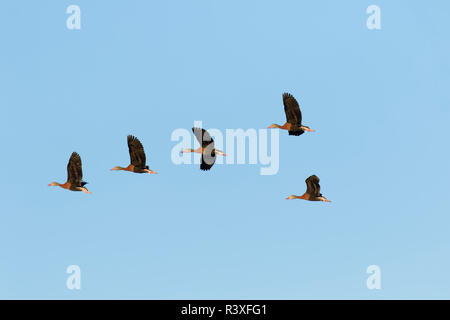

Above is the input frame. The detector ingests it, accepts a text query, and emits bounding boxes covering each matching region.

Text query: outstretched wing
[192,127,215,149]
[305,175,321,197]
[200,145,216,171]
[127,135,147,168]
[283,93,302,126]
[192,128,216,171]
[67,152,83,186]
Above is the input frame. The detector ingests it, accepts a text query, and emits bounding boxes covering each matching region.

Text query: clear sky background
[0,0,449,299]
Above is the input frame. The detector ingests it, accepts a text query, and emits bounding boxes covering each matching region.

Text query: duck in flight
[48,152,91,194]
[268,93,314,136]
[111,135,157,174]
[286,175,330,202]
[180,127,226,171]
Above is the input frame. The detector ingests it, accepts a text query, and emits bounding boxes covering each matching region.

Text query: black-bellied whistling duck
[268,93,314,136]
[286,175,331,202]
[111,135,157,174]
[180,127,226,171]
[48,152,91,194]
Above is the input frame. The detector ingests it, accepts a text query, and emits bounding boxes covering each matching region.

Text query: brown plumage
[180,127,226,171]
[194,128,216,171]
[48,152,91,194]
[111,135,157,174]
[286,175,330,202]
[268,93,315,136]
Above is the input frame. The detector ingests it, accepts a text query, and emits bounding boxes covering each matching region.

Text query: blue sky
[0,0,449,299]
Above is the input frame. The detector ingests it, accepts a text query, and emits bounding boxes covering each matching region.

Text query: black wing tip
[128,135,138,141]
[283,92,300,104]
[283,92,296,101]
[128,135,144,148]
[69,152,81,161]
[288,130,304,136]
[200,162,214,171]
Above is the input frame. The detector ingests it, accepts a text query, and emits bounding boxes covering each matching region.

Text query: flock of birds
[49,93,331,203]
